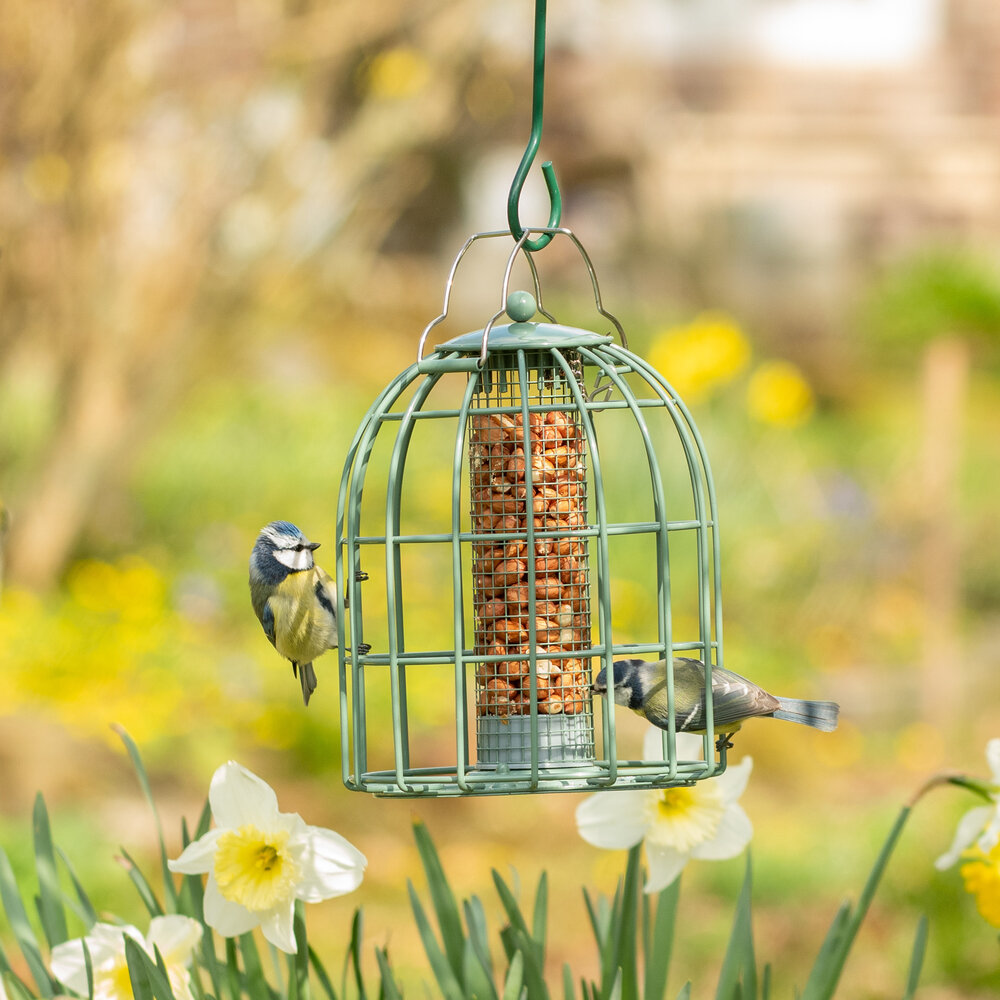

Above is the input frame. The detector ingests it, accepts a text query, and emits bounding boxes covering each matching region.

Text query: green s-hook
[507,0,562,253]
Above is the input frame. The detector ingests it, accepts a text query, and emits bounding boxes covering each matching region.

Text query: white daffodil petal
[576,790,651,849]
[203,876,262,937]
[644,841,689,893]
[260,899,298,954]
[146,915,202,966]
[168,829,224,874]
[934,805,994,870]
[986,739,1000,783]
[976,809,1000,855]
[209,761,281,829]
[50,939,94,994]
[691,804,753,861]
[50,923,141,993]
[714,757,754,804]
[295,827,367,903]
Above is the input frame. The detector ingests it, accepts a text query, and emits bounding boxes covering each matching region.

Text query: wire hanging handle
[507,0,562,253]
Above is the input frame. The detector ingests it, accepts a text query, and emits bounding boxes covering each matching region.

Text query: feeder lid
[435,290,613,355]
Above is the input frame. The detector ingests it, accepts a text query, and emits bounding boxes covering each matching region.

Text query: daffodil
[960,840,1000,927]
[934,739,1000,870]
[50,916,201,1000]
[168,761,366,953]
[575,729,753,891]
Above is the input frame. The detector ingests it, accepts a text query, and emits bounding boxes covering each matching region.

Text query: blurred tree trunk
[919,335,968,723]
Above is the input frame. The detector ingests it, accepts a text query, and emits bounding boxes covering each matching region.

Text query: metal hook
[507,0,562,253]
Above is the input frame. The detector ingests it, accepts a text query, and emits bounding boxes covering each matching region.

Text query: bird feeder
[334,0,728,796]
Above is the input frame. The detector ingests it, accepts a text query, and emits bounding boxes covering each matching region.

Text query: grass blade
[349,908,367,1000]
[501,951,524,1000]
[239,931,276,1000]
[462,936,499,1000]
[412,822,466,983]
[118,848,165,917]
[715,856,755,1000]
[0,846,56,997]
[290,901,310,1000]
[562,962,576,1000]
[375,948,403,1000]
[532,872,548,959]
[308,944,339,1000]
[614,846,641,1000]
[31,794,68,948]
[643,876,680,1000]
[1,971,37,1000]
[55,846,98,928]
[463,896,495,984]
[901,915,928,1000]
[491,872,548,999]
[675,983,692,1000]
[802,806,912,1000]
[407,881,464,1000]
[113,726,179,910]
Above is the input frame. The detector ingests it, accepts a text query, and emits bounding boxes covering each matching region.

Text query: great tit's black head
[593,659,648,711]
[250,520,320,584]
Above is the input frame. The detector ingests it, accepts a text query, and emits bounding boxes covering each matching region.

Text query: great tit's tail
[771,697,839,731]
[292,661,318,706]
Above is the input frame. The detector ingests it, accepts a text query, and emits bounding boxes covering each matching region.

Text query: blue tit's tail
[771,697,839,731]
[293,661,318,707]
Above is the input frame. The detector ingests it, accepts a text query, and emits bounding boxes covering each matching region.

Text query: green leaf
[761,964,772,1000]
[124,938,178,1000]
[375,948,403,1000]
[463,896,495,984]
[31,794,68,948]
[413,822,466,983]
[55,845,98,928]
[290,901,311,1000]
[0,845,56,997]
[1,970,38,1000]
[643,876,679,1000]
[901,916,928,1000]
[614,846,641,1000]
[799,901,851,998]
[307,943,338,1000]
[490,872,548,999]
[715,856,755,1000]
[501,951,524,1000]
[118,848,165,917]
[801,806,912,1000]
[348,909,367,1000]
[240,932,276,1000]
[562,963,576,1000]
[532,872,548,959]
[675,984,692,1000]
[224,938,242,1000]
[462,936,499,1000]
[114,726,179,910]
[407,880,465,1000]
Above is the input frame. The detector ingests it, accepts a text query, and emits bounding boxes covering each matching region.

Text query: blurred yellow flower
[746,359,815,427]
[960,841,1000,927]
[366,47,430,101]
[647,313,750,403]
[24,154,71,203]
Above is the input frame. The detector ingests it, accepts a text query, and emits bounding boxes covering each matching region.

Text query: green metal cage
[335,228,728,796]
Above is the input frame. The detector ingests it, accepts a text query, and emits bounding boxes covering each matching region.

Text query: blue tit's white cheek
[274,548,315,571]
[613,687,633,708]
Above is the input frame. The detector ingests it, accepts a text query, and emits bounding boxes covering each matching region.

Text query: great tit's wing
[673,659,780,731]
[259,600,277,648]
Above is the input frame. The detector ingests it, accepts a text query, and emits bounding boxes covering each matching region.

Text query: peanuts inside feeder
[465,301,596,766]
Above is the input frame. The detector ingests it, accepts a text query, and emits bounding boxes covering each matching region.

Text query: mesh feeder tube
[468,348,595,766]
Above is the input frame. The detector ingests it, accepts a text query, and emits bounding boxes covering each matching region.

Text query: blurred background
[2,0,1000,995]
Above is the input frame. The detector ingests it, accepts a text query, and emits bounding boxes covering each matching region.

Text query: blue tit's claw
[715,733,735,753]
[355,570,369,582]
[357,642,371,655]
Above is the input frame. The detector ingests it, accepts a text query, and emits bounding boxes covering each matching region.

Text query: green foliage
[864,249,1000,352]
[0,737,931,999]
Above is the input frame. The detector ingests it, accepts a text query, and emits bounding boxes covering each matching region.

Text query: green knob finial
[506,290,537,323]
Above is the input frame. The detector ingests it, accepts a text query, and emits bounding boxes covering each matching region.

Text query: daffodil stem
[906,771,995,807]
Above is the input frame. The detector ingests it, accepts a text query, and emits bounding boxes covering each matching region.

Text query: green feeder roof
[437,321,613,355]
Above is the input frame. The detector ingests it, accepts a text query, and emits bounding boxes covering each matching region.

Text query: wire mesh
[468,351,595,765]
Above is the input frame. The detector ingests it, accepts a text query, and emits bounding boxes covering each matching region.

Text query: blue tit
[249,520,366,706]
[593,657,838,748]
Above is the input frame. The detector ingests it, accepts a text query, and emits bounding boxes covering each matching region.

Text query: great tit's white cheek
[274,548,315,571]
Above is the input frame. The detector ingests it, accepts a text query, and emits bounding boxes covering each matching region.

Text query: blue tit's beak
[306,541,321,551]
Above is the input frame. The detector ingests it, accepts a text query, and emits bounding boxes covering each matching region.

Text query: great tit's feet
[356,642,371,655]
[715,733,735,753]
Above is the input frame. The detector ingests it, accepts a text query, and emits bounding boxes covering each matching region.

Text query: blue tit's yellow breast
[270,569,337,663]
